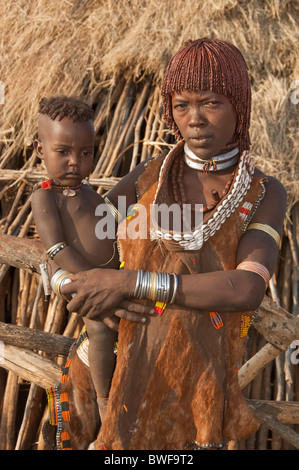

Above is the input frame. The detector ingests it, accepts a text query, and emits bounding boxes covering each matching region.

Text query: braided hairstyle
[38,95,94,122]
[161,38,251,153]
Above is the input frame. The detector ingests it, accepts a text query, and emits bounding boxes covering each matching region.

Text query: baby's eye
[56,149,68,156]
[82,150,93,158]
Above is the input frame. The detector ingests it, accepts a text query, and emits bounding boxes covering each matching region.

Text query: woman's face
[172,90,237,160]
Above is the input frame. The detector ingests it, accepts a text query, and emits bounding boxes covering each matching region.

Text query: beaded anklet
[184,440,225,450]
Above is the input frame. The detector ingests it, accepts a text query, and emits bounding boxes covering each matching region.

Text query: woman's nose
[189,106,207,127]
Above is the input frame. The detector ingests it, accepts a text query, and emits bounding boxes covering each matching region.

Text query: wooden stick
[1,344,62,389]
[246,400,299,425]
[92,79,129,175]
[2,181,27,234]
[95,85,136,178]
[253,295,299,349]
[129,105,147,171]
[7,195,32,236]
[103,82,151,176]
[15,384,44,450]
[140,88,159,161]
[239,342,283,390]
[247,399,299,449]
[0,321,75,356]
[0,234,43,274]
[0,372,19,450]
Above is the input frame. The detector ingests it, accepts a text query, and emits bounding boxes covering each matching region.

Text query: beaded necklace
[171,154,235,214]
[151,145,255,250]
[40,177,87,196]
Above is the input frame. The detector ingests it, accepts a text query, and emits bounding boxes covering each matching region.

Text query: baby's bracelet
[50,269,73,301]
[133,270,178,304]
[46,241,68,260]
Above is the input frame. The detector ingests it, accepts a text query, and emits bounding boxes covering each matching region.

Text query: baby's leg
[84,317,117,422]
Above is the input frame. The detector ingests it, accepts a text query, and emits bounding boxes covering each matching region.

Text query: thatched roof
[0,0,298,200]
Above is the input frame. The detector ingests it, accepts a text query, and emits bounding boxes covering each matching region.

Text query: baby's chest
[57,192,112,241]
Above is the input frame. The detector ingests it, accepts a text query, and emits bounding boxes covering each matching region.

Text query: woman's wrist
[118,269,138,298]
[129,269,179,304]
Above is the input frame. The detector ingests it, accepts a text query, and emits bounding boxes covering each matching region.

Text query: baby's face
[36,116,95,186]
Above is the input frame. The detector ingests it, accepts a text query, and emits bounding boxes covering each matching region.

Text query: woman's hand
[60,268,156,325]
[100,300,157,331]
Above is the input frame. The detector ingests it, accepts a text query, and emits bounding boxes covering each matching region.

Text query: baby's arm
[31,188,92,273]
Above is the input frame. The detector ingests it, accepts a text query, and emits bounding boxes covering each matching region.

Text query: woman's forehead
[171,90,230,101]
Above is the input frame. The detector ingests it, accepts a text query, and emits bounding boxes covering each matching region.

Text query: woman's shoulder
[107,152,166,209]
[254,167,287,200]
[251,167,287,232]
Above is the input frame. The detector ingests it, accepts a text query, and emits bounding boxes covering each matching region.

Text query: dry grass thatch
[0,0,298,451]
[0,0,298,199]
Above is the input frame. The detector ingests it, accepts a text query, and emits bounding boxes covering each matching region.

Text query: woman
[62,38,287,450]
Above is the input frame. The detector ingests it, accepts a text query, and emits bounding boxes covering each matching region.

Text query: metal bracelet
[47,241,68,260]
[133,270,142,298]
[50,269,72,301]
[133,270,175,303]
[170,273,178,304]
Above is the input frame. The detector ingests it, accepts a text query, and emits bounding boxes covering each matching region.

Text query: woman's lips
[189,136,213,145]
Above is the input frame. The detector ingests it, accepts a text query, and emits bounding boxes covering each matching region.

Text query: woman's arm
[62,175,287,319]
[106,160,149,213]
[176,175,287,312]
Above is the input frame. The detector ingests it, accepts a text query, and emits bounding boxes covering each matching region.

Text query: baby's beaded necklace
[40,177,88,196]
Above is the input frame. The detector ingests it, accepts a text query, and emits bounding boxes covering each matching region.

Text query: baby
[31,95,119,421]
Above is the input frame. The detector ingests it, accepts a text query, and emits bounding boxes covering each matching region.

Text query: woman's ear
[34,139,44,159]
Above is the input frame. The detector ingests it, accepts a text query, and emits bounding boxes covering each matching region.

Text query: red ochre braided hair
[161,38,251,153]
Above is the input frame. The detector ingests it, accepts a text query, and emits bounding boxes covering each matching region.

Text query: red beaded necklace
[40,178,84,196]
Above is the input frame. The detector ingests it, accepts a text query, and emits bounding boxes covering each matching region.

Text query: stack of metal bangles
[50,269,73,301]
[50,268,179,305]
[133,270,178,304]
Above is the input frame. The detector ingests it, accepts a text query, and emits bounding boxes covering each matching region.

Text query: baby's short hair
[38,95,94,122]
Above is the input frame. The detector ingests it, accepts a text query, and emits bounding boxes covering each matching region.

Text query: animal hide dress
[96,140,264,450]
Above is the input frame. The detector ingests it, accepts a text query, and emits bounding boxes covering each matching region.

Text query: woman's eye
[174,103,188,110]
[206,101,219,106]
